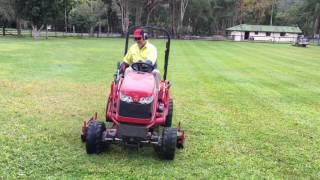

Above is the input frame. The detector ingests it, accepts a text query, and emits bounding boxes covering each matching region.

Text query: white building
[227,24,302,42]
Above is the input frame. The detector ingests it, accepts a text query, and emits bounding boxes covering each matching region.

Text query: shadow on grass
[78,142,183,163]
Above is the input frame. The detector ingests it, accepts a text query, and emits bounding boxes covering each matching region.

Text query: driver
[120,28,161,88]
[123,28,157,66]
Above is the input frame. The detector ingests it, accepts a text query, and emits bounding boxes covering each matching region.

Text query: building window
[255,31,259,35]
[266,32,271,36]
[280,32,286,36]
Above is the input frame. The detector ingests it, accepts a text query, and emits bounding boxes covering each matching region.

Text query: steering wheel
[131,62,154,73]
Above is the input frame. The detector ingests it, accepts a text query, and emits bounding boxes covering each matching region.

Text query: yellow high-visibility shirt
[123,41,157,65]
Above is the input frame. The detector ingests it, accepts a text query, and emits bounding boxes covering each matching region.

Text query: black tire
[164,99,173,127]
[159,127,177,160]
[86,121,106,154]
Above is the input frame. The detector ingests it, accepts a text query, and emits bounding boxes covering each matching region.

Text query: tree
[63,0,77,33]
[0,0,15,35]
[302,0,320,36]
[142,0,165,25]
[183,0,210,35]
[314,2,320,36]
[210,0,239,35]
[0,0,24,37]
[242,0,278,24]
[177,0,189,34]
[104,0,121,33]
[115,0,129,35]
[16,0,62,38]
[276,0,320,36]
[169,0,180,36]
[145,3,171,27]
[2,0,317,38]
[0,0,14,22]
[70,0,108,36]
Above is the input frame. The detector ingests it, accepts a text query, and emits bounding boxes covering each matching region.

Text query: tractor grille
[118,100,153,119]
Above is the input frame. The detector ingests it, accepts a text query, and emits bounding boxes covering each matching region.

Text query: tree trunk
[117,0,129,36]
[89,26,94,37]
[270,0,275,25]
[54,26,57,37]
[16,18,22,37]
[314,16,320,37]
[146,6,157,25]
[65,3,67,33]
[98,23,102,38]
[135,6,142,26]
[106,20,110,35]
[2,26,5,36]
[318,16,320,35]
[177,0,189,35]
[236,0,244,24]
[170,0,177,37]
[31,24,44,39]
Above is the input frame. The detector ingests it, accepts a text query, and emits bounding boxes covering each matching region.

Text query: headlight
[120,93,133,103]
[139,96,154,104]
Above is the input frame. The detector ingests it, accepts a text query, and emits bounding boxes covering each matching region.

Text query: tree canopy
[0,0,319,38]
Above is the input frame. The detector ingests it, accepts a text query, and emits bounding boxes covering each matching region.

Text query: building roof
[227,24,302,33]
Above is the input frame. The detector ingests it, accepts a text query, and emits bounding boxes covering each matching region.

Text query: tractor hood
[120,71,156,98]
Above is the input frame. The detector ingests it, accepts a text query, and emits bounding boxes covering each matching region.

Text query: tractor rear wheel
[86,121,106,154]
[158,127,177,160]
[164,99,173,127]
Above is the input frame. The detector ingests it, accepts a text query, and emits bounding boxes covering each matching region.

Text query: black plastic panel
[118,100,153,119]
[118,123,147,138]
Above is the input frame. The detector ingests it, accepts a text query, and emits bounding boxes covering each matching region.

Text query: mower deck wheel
[86,121,106,154]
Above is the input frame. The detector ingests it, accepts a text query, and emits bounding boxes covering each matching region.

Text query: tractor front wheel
[86,121,106,154]
[158,127,177,160]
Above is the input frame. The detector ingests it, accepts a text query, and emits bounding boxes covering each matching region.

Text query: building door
[244,31,250,40]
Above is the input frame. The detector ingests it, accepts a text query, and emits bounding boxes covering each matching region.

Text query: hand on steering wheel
[131,61,154,73]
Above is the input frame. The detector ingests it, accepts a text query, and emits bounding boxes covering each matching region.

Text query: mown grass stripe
[0,38,319,179]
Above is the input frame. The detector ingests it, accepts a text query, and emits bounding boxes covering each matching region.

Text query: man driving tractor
[120,28,161,87]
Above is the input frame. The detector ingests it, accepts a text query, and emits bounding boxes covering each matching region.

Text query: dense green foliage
[0,0,14,23]
[0,0,319,37]
[0,37,319,178]
[70,0,108,35]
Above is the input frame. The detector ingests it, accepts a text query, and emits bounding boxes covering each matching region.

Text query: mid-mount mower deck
[81,26,185,160]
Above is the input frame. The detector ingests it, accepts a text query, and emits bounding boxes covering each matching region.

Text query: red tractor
[81,26,185,160]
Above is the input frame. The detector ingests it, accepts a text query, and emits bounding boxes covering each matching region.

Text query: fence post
[2,26,5,36]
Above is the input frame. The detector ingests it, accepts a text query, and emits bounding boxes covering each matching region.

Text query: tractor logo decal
[133,96,139,102]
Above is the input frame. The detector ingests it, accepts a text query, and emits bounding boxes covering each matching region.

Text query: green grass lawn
[0,37,319,179]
